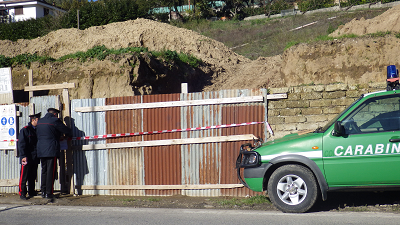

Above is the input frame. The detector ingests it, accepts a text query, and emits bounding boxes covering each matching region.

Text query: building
[0,0,65,23]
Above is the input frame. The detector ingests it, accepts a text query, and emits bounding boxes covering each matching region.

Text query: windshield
[315,95,363,133]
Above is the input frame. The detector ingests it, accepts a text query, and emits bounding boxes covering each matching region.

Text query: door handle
[389,138,400,142]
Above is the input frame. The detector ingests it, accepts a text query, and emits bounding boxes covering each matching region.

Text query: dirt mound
[0,19,251,98]
[2,7,400,98]
[0,19,248,67]
[330,4,400,37]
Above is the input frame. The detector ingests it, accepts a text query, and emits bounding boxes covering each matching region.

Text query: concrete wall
[267,82,387,139]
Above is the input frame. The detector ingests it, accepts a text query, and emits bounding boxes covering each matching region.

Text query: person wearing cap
[36,108,72,200]
[18,112,41,200]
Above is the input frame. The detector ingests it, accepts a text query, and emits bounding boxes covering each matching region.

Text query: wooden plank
[81,134,257,150]
[24,83,75,91]
[0,179,18,187]
[75,96,264,112]
[79,184,244,190]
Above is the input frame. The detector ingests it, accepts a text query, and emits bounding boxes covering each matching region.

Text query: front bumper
[243,163,271,192]
[236,149,267,192]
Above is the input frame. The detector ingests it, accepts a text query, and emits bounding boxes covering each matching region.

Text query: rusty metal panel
[179,89,267,197]
[105,96,144,196]
[142,93,181,196]
[105,96,142,143]
[180,91,221,196]
[108,147,144,196]
[220,89,266,197]
[71,98,107,195]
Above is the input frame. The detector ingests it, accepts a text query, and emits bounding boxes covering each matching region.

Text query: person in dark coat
[18,112,41,200]
[37,108,72,200]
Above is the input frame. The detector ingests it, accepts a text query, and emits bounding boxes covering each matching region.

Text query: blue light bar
[387,65,398,79]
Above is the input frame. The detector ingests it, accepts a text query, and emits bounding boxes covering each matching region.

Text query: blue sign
[8,117,14,125]
[1,117,6,126]
[8,128,14,136]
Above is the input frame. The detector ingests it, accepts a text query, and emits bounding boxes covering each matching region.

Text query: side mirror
[333,121,345,136]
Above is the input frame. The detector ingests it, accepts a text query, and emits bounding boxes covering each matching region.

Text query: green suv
[237,89,400,213]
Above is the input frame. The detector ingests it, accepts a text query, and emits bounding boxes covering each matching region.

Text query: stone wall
[267,82,387,139]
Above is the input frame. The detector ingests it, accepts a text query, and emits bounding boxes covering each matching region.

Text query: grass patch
[241,195,271,205]
[284,41,300,51]
[147,197,161,202]
[57,45,148,62]
[177,8,389,59]
[0,45,202,69]
[121,198,136,202]
[366,31,391,38]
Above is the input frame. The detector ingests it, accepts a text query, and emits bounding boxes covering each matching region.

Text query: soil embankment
[2,5,400,98]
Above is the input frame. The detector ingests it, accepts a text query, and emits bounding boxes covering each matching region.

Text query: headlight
[239,151,260,168]
[248,154,257,164]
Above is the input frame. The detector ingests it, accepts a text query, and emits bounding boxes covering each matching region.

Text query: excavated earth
[2,4,400,99]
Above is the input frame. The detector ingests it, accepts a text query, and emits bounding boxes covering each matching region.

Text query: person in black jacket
[37,108,72,200]
[18,112,41,200]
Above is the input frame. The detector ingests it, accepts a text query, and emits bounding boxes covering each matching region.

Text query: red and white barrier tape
[71,121,270,141]
[1,121,274,142]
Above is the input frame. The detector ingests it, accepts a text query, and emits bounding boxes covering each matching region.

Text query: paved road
[1,204,400,225]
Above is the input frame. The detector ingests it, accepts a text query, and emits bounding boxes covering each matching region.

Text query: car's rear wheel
[267,164,318,213]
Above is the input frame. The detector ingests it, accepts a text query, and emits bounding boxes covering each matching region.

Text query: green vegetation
[0,45,202,69]
[214,195,270,206]
[120,198,136,202]
[0,16,62,41]
[298,0,335,12]
[0,53,55,69]
[178,8,389,59]
[58,45,148,62]
[147,197,161,202]
[367,31,391,37]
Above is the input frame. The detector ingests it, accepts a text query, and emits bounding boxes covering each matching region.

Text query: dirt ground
[3,5,400,98]
[2,191,400,213]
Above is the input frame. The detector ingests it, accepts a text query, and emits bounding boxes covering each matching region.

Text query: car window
[342,94,400,135]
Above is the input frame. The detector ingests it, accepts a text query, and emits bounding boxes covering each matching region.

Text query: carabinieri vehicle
[236,65,400,213]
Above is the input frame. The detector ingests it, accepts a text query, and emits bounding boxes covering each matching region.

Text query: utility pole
[77,9,80,29]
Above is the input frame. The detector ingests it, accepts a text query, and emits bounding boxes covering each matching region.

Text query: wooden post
[28,69,33,99]
[28,103,35,115]
[181,83,188,93]
[62,87,74,195]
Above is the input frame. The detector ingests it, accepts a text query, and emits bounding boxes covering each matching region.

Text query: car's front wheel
[267,164,318,213]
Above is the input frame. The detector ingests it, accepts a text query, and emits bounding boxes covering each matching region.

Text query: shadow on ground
[311,191,400,213]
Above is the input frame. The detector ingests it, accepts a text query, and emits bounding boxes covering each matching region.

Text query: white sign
[0,67,12,94]
[0,105,16,149]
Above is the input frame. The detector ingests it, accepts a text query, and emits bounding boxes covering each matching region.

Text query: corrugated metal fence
[2,89,268,197]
